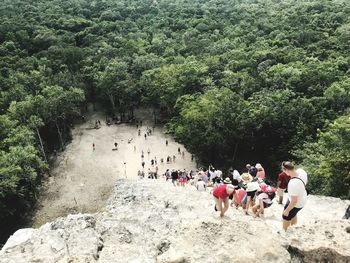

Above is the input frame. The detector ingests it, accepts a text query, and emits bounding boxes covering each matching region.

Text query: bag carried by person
[290,177,310,195]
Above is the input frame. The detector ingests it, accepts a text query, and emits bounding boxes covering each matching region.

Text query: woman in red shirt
[213,184,236,217]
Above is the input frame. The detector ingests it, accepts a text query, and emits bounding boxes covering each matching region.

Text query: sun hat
[223,177,232,184]
[241,173,253,182]
[255,163,263,169]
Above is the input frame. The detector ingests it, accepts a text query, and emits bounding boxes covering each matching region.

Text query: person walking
[166,140,168,146]
[213,184,236,217]
[92,143,95,151]
[241,173,259,215]
[281,161,308,231]
[276,169,290,204]
[142,161,145,169]
[171,169,178,186]
[196,178,206,191]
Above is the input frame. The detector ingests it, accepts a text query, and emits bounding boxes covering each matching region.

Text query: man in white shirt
[214,169,222,180]
[281,161,308,231]
[196,178,206,191]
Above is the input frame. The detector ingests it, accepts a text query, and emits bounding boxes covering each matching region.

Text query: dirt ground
[32,108,197,227]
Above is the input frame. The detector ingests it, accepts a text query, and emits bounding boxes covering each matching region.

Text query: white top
[196,181,206,191]
[214,170,222,178]
[256,193,273,205]
[233,170,241,182]
[246,181,259,192]
[296,168,308,185]
[288,169,308,208]
[208,171,215,181]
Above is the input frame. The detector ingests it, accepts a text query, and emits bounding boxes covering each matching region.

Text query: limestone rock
[0,214,102,263]
[1,179,349,263]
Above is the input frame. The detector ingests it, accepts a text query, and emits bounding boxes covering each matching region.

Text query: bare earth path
[33,108,196,226]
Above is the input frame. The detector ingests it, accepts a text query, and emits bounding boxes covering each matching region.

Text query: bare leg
[245,196,251,215]
[278,196,283,204]
[291,215,298,226]
[221,199,229,216]
[283,220,291,231]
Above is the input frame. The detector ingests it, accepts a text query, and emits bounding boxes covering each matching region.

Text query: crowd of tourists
[131,123,311,231]
[154,162,309,231]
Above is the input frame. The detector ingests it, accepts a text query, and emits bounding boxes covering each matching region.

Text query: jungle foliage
[1,0,350,239]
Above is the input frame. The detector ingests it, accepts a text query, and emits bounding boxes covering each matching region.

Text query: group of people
[138,126,154,139]
[211,162,308,231]
[156,161,308,231]
[139,139,195,173]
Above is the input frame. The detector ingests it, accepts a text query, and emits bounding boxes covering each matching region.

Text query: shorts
[214,197,229,209]
[242,195,247,205]
[282,200,303,221]
[277,188,286,197]
[246,190,257,198]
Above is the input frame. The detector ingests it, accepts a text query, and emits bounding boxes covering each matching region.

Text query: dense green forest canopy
[0,0,350,242]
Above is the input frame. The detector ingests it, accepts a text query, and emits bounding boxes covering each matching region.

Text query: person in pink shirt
[231,188,247,210]
[213,184,236,217]
[256,163,265,180]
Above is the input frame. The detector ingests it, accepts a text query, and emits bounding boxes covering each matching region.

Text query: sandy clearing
[33,108,196,226]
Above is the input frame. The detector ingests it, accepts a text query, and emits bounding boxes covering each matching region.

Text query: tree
[295,114,350,199]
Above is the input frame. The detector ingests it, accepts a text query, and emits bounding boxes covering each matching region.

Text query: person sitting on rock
[213,184,236,217]
[252,183,276,217]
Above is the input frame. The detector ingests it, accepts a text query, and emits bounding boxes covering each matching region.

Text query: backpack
[290,177,310,195]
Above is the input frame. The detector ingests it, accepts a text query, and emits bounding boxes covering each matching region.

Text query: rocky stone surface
[1,179,350,263]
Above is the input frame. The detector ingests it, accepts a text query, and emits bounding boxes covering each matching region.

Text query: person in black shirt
[171,170,178,186]
[246,164,257,178]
